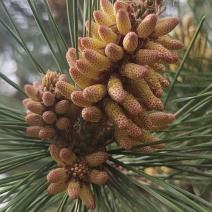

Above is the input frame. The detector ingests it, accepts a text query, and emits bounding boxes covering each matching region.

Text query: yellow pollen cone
[107,75,126,103]
[136,49,161,64]
[68,181,80,199]
[69,67,95,89]
[98,26,117,43]
[81,106,103,122]
[81,37,107,50]
[83,84,107,102]
[136,13,158,38]
[113,2,127,16]
[126,120,142,138]
[123,32,138,52]
[121,63,148,79]
[114,127,132,149]
[82,48,111,70]
[86,151,108,167]
[85,21,101,40]
[157,35,184,50]
[105,43,124,61]
[148,63,165,73]
[116,9,131,35]
[93,10,114,26]
[66,48,79,67]
[105,99,129,129]
[56,81,76,100]
[145,41,171,54]
[71,91,93,107]
[59,148,76,165]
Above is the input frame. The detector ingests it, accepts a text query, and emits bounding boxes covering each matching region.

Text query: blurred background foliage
[0,0,212,211]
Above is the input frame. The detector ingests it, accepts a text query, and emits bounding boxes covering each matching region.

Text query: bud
[26,100,46,115]
[42,91,55,106]
[98,26,117,43]
[81,106,103,122]
[105,43,124,61]
[93,10,114,26]
[56,81,76,100]
[48,182,67,195]
[80,183,96,209]
[107,75,126,103]
[42,111,57,124]
[25,114,45,126]
[86,151,108,167]
[56,117,71,130]
[136,14,158,38]
[76,59,100,81]
[26,126,41,138]
[59,148,76,164]
[89,170,108,185]
[39,126,55,139]
[105,99,128,129]
[68,181,80,199]
[83,84,107,102]
[116,9,131,35]
[24,84,40,101]
[49,144,64,166]
[71,91,92,107]
[47,168,67,183]
[121,92,143,115]
[69,67,94,89]
[123,32,138,52]
[81,37,106,50]
[114,127,132,149]
[54,100,70,114]
[121,63,147,80]
[126,120,142,138]
[152,17,180,38]
[85,21,101,40]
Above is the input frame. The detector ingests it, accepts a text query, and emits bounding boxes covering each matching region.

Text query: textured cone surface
[48,182,67,195]
[80,183,96,209]
[93,10,114,26]
[39,126,55,139]
[141,130,159,143]
[89,170,108,185]
[59,148,76,165]
[59,74,68,82]
[113,2,126,16]
[148,63,165,73]
[47,168,67,183]
[71,91,92,107]
[105,99,129,129]
[83,84,107,102]
[157,52,179,64]
[25,114,44,126]
[76,59,100,81]
[82,48,110,70]
[136,49,161,64]
[121,92,143,115]
[150,112,175,126]
[49,144,64,166]
[64,103,82,119]
[54,100,69,114]
[114,127,132,149]
[108,75,126,103]
[42,91,55,106]
[82,106,103,122]
[42,111,57,124]
[22,98,31,107]
[56,81,76,100]
[69,67,94,89]
[24,84,39,101]
[123,32,138,52]
[68,181,80,199]
[137,14,158,38]
[86,151,108,167]
[157,35,184,50]
[100,0,114,16]
[98,26,117,43]
[85,21,101,40]
[105,43,124,61]
[78,37,85,52]
[145,41,171,54]
[116,9,131,35]
[126,120,142,138]
[81,37,106,50]
[26,101,46,115]
[66,48,77,67]
[121,63,148,79]
[136,110,153,130]
[55,117,71,130]
[152,17,180,37]
[26,126,41,138]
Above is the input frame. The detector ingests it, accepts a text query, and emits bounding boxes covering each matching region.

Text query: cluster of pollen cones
[23,0,183,209]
